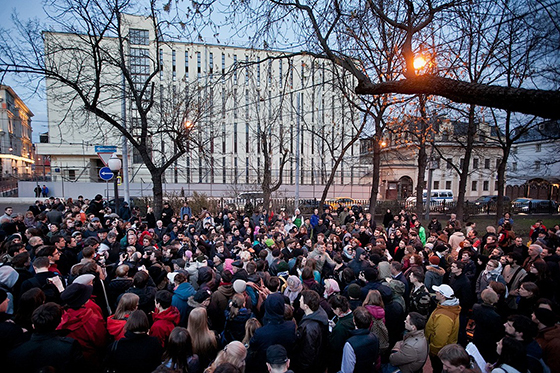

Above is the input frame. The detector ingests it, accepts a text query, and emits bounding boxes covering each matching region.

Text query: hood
[107,315,127,337]
[452,232,466,239]
[441,297,461,307]
[355,247,366,260]
[217,284,235,298]
[302,306,329,325]
[153,306,181,325]
[0,265,19,288]
[198,266,214,285]
[57,307,95,331]
[263,293,286,324]
[174,282,196,301]
[364,304,385,320]
[426,265,446,276]
[378,261,392,279]
[387,278,405,295]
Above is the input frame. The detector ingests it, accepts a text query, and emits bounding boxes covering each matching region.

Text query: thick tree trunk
[369,134,381,226]
[151,170,164,217]
[356,75,560,120]
[456,105,476,221]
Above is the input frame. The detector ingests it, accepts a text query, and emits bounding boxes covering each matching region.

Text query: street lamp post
[108,153,122,215]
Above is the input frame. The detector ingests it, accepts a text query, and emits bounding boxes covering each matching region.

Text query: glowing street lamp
[413,55,427,71]
[184,120,194,130]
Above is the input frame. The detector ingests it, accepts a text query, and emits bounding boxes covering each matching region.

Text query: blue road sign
[95,146,117,153]
[99,167,114,181]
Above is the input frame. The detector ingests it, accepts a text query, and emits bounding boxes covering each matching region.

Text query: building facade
[37,14,370,199]
[361,118,503,201]
[506,120,560,201]
[0,85,34,178]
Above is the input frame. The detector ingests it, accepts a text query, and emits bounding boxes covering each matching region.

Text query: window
[222,122,226,153]
[256,57,260,86]
[130,48,150,90]
[245,123,250,152]
[209,53,214,74]
[129,29,149,45]
[245,90,249,119]
[197,52,201,78]
[233,55,238,83]
[434,181,440,189]
[446,158,453,170]
[446,181,452,189]
[473,158,479,169]
[268,59,272,84]
[68,169,76,181]
[535,161,541,171]
[512,146,517,155]
[536,144,541,152]
[279,60,282,87]
[460,158,465,169]
[471,180,478,191]
[159,48,164,79]
[245,55,249,85]
[222,53,225,77]
[483,180,489,191]
[233,89,238,119]
[233,123,238,153]
[484,158,490,169]
[496,158,501,169]
[442,130,449,141]
[512,162,518,171]
[172,50,176,80]
[221,88,226,118]
[184,51,189,77]
[495,181,499,190]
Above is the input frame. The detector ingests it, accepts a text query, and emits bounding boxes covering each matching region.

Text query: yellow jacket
[425,300,461,355]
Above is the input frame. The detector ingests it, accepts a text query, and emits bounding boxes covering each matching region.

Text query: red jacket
[107,315,128,341]
[150,306,181,346]
[57,306,107,364]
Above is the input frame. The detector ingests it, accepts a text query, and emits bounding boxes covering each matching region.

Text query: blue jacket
[172,282,196,326]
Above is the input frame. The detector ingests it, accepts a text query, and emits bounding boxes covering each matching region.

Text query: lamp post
[108,153,122,215]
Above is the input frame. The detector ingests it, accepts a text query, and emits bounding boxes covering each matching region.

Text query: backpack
[369,318,390,354]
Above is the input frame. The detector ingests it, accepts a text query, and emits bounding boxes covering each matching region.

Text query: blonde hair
[242,317,262,345]
[114,293,139,319]
[362,289,384,308]
[187,307,217,356]
[205,341,247,373]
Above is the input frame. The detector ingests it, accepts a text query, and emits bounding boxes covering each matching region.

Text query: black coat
[472,303,504,363]
[104,331,163,373]
[449,273,474,315]
[7,332,85,373]
[292,308,329,373]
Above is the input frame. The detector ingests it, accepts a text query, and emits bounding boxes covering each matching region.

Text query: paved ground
[0,197,43,215]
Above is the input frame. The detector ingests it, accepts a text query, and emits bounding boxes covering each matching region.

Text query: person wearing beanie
[425,284,461,373]
[425,255,445,293]
[0,265,19,315]
[347,283,363,310]
[207,270,235,334]
[57,283,107,367]
[534,308,560,372]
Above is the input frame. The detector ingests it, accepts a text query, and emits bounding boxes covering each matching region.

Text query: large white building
[507,120,560,201]
[36,14,371,199]
[0,85,34,178]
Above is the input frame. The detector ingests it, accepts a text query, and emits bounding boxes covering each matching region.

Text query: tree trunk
[151,170,164,217]
[416,96,428,216]
[369,132,381,226]
[496,112,512,223]
[456,105,476,221]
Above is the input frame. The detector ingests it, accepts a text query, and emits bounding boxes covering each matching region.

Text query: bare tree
[0,0,213,215]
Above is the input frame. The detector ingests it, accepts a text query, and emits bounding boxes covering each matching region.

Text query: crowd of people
[0,194,559,373]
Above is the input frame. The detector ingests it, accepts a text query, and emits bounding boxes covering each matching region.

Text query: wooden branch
[356,75,560,119]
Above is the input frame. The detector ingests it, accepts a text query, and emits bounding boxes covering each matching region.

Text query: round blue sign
[99,167,114,181]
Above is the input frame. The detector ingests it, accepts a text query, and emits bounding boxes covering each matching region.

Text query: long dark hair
[496,337,527,373]
[162,327,194,371]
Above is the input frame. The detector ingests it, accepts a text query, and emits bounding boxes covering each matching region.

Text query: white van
[406,189,454,203]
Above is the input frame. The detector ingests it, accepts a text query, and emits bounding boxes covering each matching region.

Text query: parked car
[474,195,511,207]
[511,198,558,213]
[326,197,356,211]
[298,199,330,214]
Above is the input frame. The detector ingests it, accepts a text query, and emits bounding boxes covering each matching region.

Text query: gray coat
[389,330,429,373]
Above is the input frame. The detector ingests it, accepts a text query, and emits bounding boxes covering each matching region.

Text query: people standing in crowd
[0,193,556,373]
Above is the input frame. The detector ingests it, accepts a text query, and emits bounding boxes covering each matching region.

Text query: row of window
[511,161,541,172]
[433,180,498,192]
[511,143,542,154]
[445,157,498,170]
